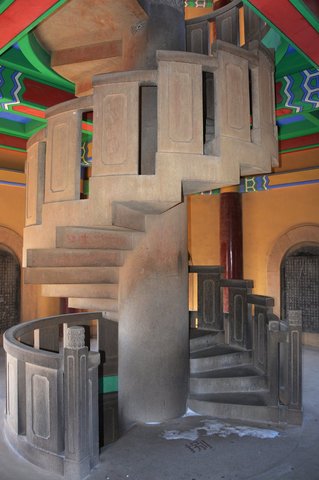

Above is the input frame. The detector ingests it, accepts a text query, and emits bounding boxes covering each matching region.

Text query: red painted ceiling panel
[0,0,60,50]
[248,0,319,65]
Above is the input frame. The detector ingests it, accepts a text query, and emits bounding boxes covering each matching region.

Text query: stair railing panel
[247,294,275,375]
[25,129,46,227]
[3,312,102,479]
[185,0,243,53]
[279,310,303,418]
[43,97,93,204]
[189,266,224,331]
[221,279,253,349]
[158,58,204,155]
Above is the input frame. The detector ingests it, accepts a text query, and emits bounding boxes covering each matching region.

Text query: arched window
[0,248,20,333]
[281,244,319,332]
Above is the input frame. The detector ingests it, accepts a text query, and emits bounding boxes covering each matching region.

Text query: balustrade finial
[66,326,85,349]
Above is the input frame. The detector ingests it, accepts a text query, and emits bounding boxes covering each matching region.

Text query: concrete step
[187,398,285,426]
[190,364,259,379]
[25,266,119,284]
[68,297,118,312]
[27,248,125,267]
[190,343,242,359]
[112,203,146,231]
[42,283,118,299]
[190,331,226,353]
[56,226,135,250]
[189,375,267,395]
[190,350,252,374]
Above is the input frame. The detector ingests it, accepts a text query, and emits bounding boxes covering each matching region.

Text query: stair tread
[26,266,119,284]
[56,226,136,250]
[190,344,244,359]
[189,392,269,406]
[190,350,252,373]
[27,248,125,267]
[190,365,261,379]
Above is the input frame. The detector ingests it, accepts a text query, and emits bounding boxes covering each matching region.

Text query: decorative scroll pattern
[277,67,319,114]
[0,65,24,110]
[184,1,213,6]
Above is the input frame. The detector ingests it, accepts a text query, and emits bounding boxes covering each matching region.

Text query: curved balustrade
[3,312,103,479]
[25,41,277,240]
[186,0,269,54]
[189,267,302,424]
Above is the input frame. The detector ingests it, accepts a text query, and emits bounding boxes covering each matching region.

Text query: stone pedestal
[64,326,100,479]
[118,202,189,430]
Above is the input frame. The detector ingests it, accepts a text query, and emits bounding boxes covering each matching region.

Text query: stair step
[56,226,135,250]
[190,331,225,352]
[189,392,268,406]
[68,297,118,312]
[190,343,243,359]
[188,398,285,426]
[42,284,118,299]
[27,248,125,267]
[190,350,252,374]
[25,267,119,284]
[190,375,267,395]
[112,203,146,231]
[190,364,259,379]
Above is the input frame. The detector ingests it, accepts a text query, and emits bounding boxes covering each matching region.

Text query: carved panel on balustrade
[25,142,45,226]
[158,61,203,154]
[217,51,250,142]
[25,363,63,453]
[93,83,139,176]
[6,354,18,433]
[45,111,81,203]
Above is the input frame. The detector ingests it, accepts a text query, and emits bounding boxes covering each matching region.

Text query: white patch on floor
[162,420,279,441]
[182,408,202,417]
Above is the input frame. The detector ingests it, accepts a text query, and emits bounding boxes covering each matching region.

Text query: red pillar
[220,189,243,280]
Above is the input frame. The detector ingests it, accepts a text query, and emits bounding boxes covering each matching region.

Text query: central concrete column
[137,0,185,68]
[118,202,189,430]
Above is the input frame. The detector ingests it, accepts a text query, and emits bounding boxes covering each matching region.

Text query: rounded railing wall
[4,311,103,480]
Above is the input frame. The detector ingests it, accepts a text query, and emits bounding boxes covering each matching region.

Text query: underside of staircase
[25,225,146,319]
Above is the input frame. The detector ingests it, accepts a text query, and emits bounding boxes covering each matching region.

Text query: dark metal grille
[283,256,319,333]
[0,250,20,333]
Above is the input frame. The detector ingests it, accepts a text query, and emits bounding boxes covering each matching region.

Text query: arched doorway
[0,247,20,333]
[281,245,319,333]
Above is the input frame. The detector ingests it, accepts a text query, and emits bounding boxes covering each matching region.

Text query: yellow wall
[188,183,319,308]
[242,183,319,295]
[0,184,25,236]
[0,173,60,322]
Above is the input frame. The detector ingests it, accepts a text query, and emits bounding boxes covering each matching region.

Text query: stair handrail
[3,311,103,479]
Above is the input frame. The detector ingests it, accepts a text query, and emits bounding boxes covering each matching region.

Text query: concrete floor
[0,346,318,480]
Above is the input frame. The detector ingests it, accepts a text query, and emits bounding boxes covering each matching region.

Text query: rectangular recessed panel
[50,122,68,192]
[169,70,193,143]
[102,94,127,165]
[32,374,50,439]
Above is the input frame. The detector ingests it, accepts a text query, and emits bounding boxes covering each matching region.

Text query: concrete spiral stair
[188,330,281,425]
[25,224,144,318]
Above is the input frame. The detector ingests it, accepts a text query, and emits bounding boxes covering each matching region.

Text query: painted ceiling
[0,0,318,168]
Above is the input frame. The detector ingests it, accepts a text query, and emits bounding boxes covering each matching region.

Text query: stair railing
[185,0,268,55]
[189,266,303,423]
[3,311,103,479]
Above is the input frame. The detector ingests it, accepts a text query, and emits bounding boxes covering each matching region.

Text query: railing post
[189,266,224,331]
[221,279,253,349]
[287,310,303,422]
[64,326,100,479]
[267,318,280,405]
